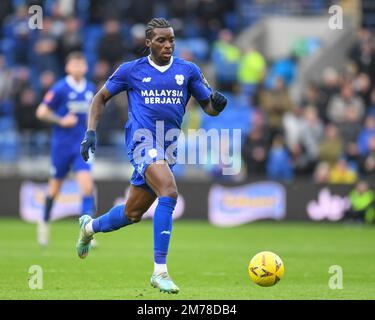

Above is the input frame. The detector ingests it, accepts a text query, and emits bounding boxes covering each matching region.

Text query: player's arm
[81,62,130,161]
[198,91,227,117]
[80,86,113,161]
[36,104,77,128]
[189,63,227,117]
[87,86,113,131]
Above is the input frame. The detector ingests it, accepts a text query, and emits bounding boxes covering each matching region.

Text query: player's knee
[159,186,178,199]
[80,181,94,195]
[48,190,59,198]
[48,183,62,198]
[82,186,93,196]
[125,209,143,223]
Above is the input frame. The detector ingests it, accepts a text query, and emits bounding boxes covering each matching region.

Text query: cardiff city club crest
[175,74,184,85]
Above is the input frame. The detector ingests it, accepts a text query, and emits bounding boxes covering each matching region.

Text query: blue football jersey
[43,76,96,147]
[104,56,212,145]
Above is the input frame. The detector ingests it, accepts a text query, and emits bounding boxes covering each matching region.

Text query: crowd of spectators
[239,27,375,185]
[0,0,237,160]
[1,1,375,186]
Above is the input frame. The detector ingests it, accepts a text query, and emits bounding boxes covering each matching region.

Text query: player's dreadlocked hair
[145,18,171,39]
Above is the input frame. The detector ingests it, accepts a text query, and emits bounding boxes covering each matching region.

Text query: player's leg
[73,153,96,218]
[76,185,156,258]
[75,169,98,247]
[89,184,156,232]
[38,178,64,246]
[43,178,64,222]
[43,150,71,223]
[145,160,180,294]
[75,170,96,218]
[38,150,69,246]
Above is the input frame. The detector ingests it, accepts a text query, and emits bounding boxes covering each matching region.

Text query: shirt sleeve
[42,84,62,111]
[104,62,132,96]
[188,63,212,102]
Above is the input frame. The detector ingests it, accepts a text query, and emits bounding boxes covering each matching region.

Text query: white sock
[84,220,95,236]
[154,263,168,275]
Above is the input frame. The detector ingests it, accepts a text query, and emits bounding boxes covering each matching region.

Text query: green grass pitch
[0,218,374,300]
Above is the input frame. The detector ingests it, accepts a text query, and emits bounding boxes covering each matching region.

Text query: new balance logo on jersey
[142,77,151,82]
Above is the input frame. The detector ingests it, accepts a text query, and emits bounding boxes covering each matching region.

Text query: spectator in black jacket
[97,19,127,71]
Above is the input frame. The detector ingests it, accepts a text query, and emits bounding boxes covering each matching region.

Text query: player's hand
[210,91,227,112]
[80,130,96,162]
[59,113,78,128]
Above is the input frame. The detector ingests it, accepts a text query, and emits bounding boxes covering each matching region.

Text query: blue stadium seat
[200,92,252,135]
[0,116,19,161]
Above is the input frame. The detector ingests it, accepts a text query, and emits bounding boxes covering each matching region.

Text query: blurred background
[1,0,375,224]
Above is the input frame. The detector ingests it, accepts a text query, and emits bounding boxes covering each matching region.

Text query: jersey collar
[147,55,174,73]
[66,75,87,93]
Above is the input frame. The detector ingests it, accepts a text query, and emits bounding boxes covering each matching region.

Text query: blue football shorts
[50,144,91,179]
[126,130,177,195]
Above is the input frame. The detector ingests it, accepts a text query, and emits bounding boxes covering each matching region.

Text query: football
[248,251,285,287]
